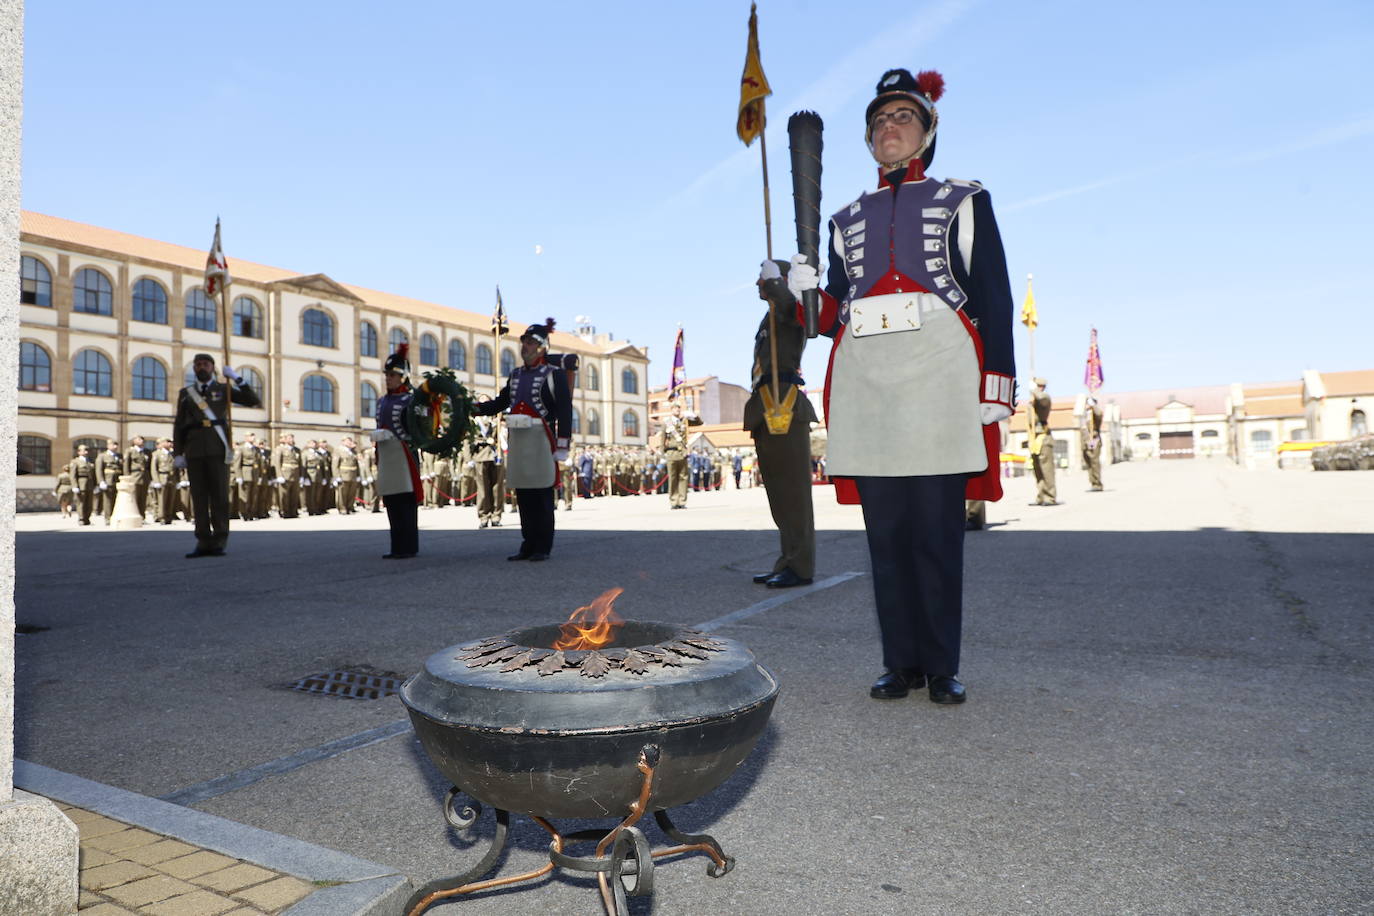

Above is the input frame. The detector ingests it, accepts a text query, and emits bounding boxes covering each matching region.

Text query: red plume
[544,317,556,332]
[916,70,945,103]
[397,342,409,359]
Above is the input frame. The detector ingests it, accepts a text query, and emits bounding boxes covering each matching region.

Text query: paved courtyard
[13,459,1374,914]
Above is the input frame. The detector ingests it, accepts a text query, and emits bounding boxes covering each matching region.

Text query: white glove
[787,254,818,299]
[300,479,309,487]
[69,486,78,494]
[98,482,107,491]
[553,448,569,462]
[235,477,243,484]
[369,428,394,443]
[173,455,187,470]
[177,480,189,489]
[222,365,242,383]
[151,482,163,490]
[759,259,782,283]
[332,477,341,486]
[981,403,1012,425]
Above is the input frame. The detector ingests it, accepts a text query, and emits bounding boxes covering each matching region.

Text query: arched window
[131,357,168,401]
[238,366,265,401]
[131,278,168,324]
[476,344,493,376]
[21,256,51,307]
[586,364,600,391]
[361,381,378,420]
[185,288,217,331]
[302,374,335,413]
[17,435,51,475]
[588,409,601,437]
[1200,429,1220,438]
[302,308,335,347]
[72,349,113,396]
[389,327,409,353]
[233,296,263,338]
[73,268,113,315]
[571,406,581,435]
[500,348,516,377]
[1249,429,1275,455]
[419,333,439,366]
[1134,432,1152,440]
[622,409,640,438]
[1352,410,1368,438]
[448,339,466,371]
[19,342,51,392]
[360,321,379,358]
[621,367,638,395]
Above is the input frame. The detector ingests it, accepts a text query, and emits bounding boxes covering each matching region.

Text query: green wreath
[404,368,477,458]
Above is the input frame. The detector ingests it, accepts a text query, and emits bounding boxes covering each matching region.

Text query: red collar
[876,160,927,190]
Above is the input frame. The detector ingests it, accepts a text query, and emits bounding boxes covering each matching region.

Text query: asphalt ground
[13,460,1374,915]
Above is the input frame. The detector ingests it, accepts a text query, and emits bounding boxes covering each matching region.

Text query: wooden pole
[760,127,781,406]
[219,285,233,436]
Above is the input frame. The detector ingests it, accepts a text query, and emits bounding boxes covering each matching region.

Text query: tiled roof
[1101,385,1230,419]
[20,210,617,356]
[1318,369,1374,397]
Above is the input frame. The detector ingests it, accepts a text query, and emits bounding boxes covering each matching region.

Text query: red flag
[204,218,231,298]
[669,327,685,399]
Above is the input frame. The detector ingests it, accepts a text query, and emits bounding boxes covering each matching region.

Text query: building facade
[17,212,649,509]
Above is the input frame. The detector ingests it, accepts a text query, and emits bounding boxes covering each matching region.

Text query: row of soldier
[53,429,764,527]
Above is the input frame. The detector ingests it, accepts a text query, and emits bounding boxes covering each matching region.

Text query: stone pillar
[0,5,81,913]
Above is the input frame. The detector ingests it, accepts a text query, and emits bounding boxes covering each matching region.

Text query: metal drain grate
[289,668,404,700]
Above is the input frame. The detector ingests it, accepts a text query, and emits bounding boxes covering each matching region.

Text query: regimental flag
[1084,326,1104,393]
[204,218,231,299]
[1019,274,1038,330]
[492,286,508,336]
[736,3,772,146]
[669,326,686,400]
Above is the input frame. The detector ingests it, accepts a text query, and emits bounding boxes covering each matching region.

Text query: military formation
[52,434,762,527]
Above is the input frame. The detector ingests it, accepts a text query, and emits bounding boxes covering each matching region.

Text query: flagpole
[759,129,782,406]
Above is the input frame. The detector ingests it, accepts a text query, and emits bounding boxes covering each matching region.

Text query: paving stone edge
[15,759,413,915]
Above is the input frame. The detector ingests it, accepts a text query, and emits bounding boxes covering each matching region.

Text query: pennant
[669,327,686,399]
[1019,274,1038,330]
[736,3,772,146]
[1084,327,1104,393]
[204,218,231,299]
[492,286,508,336]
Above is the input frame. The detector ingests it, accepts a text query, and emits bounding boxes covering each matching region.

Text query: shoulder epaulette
[942,177,983,189]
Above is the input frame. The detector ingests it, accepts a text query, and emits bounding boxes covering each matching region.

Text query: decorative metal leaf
[657,651,683,667]
[602,648,628,662]
[527,649,553,663]
[681,637,726,652]
[458,638,511,660]
[492,645,524,663]
[621,649,650,675]
[580,651,611,678]
[634,646,666,660]
[667,640,709,659]
[500,650,534,672]
[536,651,566,676]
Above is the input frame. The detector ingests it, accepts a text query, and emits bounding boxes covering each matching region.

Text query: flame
[552,587,625,651]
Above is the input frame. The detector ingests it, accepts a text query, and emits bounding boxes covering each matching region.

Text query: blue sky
[21,0,1374,398]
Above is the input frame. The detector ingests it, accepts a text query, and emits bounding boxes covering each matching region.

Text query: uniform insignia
[924,239,943,251]
[923,223,944,236]
[843,220,865,236]
[846,247,864,262]
[847,265,864,279]
[882,73,901,87]
[925,257,946,271]
[845,232,865,248]
[934,184,953,200]
[849,201,862,216]
[932,274,951,288]
[921,207,951,219]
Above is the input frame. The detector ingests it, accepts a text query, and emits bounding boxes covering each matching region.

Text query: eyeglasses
[870,107,921,131]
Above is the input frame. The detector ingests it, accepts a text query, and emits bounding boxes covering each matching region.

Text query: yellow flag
[1020,274,1038,330]
[737,3,771,146]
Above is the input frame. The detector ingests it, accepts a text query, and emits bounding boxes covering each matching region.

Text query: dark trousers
[753,410,816,579]
[855,474,967,676]
[515,487,555,556]
[186,457,231,551]
[383,492,419,556]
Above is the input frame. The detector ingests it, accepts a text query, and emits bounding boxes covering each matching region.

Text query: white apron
[505,416,555,488]
[376,437,414,496]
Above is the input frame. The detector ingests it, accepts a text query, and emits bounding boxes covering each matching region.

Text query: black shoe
[507,551,532,561]
[765,569,813,589]
[752,572,775,584]
[383,553,416,559]
[185,548,213,558]
[870,669,925,699]
[527,553,549,562]
[928,675,967,704]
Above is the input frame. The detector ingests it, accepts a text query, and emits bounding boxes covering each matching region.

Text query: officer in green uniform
[274,433,302,518]
[335,436,361,513]
[751,260,818,587]
[1030,378,1057,505]
[70,445,97,525]
[471,417,502,528]
[150,437,178,524]
[123,435,151,517]
[658,402,702,508]
[234,435,258,521]
[1082,395,1104,491]
[95,439,123,523]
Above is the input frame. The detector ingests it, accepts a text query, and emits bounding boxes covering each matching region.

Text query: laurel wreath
[404,367,476,459]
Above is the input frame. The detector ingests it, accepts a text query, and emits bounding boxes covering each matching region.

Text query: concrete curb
[15,759,411,915]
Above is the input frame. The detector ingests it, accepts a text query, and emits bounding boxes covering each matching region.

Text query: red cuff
[981,371,1014,409]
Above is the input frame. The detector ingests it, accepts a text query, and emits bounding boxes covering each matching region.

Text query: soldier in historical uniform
[1082,394,1104,491]
[473,319,571,561]
[273,433,302,518]
[234,433,259,521]
[173,353,261,557]
[335,436,361,513]
[1030,377,1057,505]
[371,344,423,557]
[69,444,97,525]
[122,435,151,517]
[751,260,819,588]
[95,439,123,523]
[778,68,1016,704]
[658,402,702,509]
[149,437,179,524]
